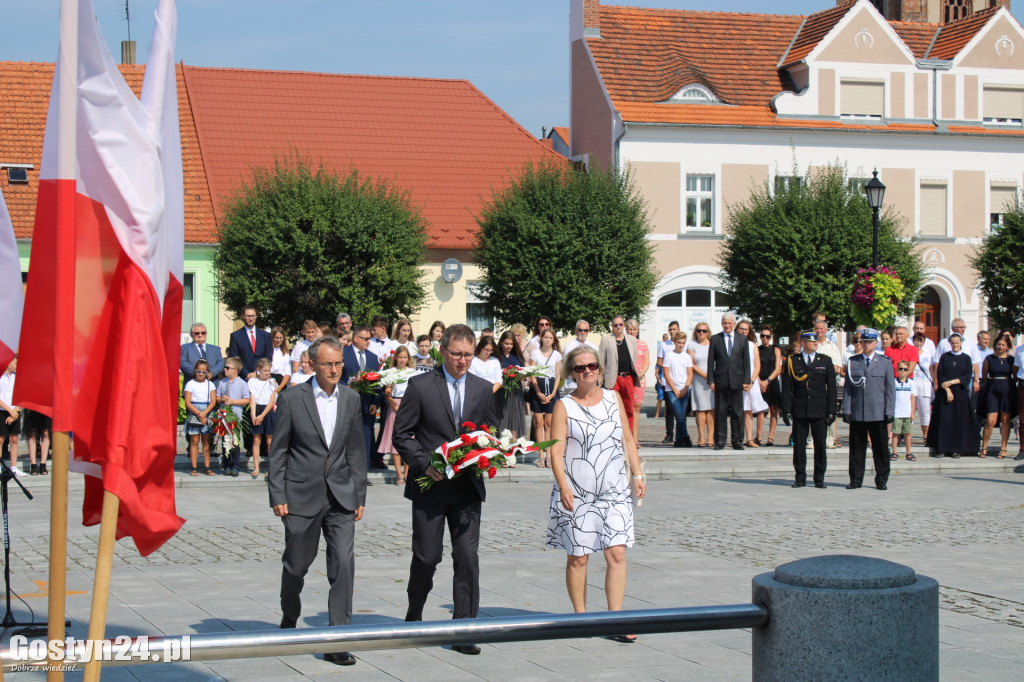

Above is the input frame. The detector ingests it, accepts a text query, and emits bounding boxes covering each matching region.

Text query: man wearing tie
[707,312,751,450]
[269,337,367,666]
[180,322,225,383]
[227,305,273,379]
[781,331,837,488]
[393,324,498,655]
[342,326,382,469]
[842,328,895,490]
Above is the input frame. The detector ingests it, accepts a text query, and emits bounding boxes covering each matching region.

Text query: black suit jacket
[780,354,837,420]
[708,331,751,390]
[228,326,273,376]
[393,367,498,509]
[267,381,368,516]
[341,345,381,411]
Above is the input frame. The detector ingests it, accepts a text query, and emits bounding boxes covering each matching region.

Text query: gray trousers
[280,500,355,626]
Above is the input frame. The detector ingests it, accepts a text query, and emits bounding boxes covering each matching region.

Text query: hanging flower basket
[851,266,905,329]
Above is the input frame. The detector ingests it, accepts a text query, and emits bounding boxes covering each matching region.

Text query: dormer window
[840,81,884,121]
[668,84,719,104]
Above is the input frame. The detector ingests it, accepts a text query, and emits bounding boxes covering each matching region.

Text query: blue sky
[3,1,1023,138]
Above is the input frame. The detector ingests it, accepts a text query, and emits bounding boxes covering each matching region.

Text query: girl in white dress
[737,320,768,447]
[547,346,646,641]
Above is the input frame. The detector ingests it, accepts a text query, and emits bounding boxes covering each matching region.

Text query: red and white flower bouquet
[349,370,382,395]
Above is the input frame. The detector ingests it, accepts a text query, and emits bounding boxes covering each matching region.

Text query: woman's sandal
[906,454,917,461]
[251,471,261,478]
[754,437,761,446]
[205,468,215,476]
[190,469,198,476]
[766,439,774,447]
[607,634,637,643]
[998,450,1007,459]
[396,477,406,486]
[979,448,987,458]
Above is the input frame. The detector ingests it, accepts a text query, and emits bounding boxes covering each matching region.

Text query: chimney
[121,40,136,65]
[584,0,601,38]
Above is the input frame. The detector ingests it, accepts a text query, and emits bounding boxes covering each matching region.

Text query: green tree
[473,161,656,333]
[970,199,1024,331]
[717,165,924,335]
[214,155,427,330]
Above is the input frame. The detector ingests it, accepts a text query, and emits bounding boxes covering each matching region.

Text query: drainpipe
[917,59,952,132]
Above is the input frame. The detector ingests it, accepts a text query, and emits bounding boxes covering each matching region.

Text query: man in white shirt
[656,321,680,443]
[912,320,936,359]
[368,315,398,364]
[561,320,597,395]
[975,331,993,365]
[1014,342,1024,460]
[335,312,353,337]
[290,320,321,373]
[814,319,842,448]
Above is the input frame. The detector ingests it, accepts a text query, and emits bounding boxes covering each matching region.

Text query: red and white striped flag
[0,188,22,370]
[14,0,185,556]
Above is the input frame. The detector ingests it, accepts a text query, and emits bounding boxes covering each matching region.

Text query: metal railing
[0,604,768,671]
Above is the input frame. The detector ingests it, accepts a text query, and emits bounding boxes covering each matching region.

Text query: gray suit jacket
[267,381,368,516]
[180,343,225,381]
[842,353,896,422]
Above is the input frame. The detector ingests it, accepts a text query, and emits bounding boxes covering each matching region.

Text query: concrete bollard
[752,554,938,682]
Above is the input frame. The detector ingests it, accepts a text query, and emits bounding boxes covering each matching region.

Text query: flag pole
[82,491,119,682]
[48,1,78,680]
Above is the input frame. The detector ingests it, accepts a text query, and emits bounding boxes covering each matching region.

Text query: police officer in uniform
[781,331,837,488]
[841,328,895,490]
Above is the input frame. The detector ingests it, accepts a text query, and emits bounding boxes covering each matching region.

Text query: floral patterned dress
[547,390,634,556]
[632,340,649,405]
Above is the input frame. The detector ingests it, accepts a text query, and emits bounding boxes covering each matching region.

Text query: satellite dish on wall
[441,258,463,284]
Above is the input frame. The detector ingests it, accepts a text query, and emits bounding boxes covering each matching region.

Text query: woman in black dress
[756,325,782,446]
[926,334,980,458]
[495,331,527,439]
[978,336,1016,458]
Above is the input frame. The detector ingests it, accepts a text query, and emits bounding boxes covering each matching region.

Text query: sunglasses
[760,333,772,338]
[577,328,590,333]
[573,362,600,374]
[696,329,708,333]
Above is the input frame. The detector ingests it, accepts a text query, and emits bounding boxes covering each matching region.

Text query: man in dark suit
[707,313,751,450]
[179,322,225,384]
[341,326,383,470]
[268,337,367,667]
[393,324,499,656]
[842,328,895,490]
[227,305,272,379]
[781,331,837,489]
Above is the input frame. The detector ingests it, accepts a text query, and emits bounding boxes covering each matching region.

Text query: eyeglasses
[612,323,624,328]
[317,361,344,369]
[760,333,772,338]
[898,367,910,371]
[538,322,551,327]
[573,362,600,374]
[443,350,474,361]
[194,370,207,374]
[355,335,371,341]
[577,328,590,333]
[192,331,206,336]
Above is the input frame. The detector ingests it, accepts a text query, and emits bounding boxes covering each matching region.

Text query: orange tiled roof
[890,20,941,58]
[180,65,563,250]
[0,61,217,242]
[927,6,1000,59]
[783,2,855,65]
[551,126,570,145]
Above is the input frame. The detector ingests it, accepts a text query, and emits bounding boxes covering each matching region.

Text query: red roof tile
[927,6,999,59]
[180,66,563,250]
[783,2,855,65]
[551,126,570,146]
[0,62,216,242]
[890,21,941,58]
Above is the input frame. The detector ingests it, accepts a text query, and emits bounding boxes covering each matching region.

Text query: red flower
[487,467,497,479]
[363,371,381,381]
[480,424,488,432]
[462,420,477,430]
[460,434,473,445]
[478,456,490,469]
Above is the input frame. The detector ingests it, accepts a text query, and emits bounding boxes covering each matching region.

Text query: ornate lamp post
[864,170,886,269]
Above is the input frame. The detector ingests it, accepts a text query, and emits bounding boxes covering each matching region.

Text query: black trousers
[406,485,481,622]
[280,499,356,627]
[848,420,890,487]
[793,417,827,485]
[713,386,745,447]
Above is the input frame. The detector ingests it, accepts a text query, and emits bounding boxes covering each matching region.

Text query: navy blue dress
[982,355,1015,415]
[926,352,979,455]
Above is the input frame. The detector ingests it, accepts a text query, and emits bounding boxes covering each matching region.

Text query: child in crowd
[0,357,20,476]
[891,361,918,461]
[248,357,278,478]
[662,332,694,448]
[217,357,250,477]
[339,331,353,348]
[379,346,412,485]
[22,408,51,475]
[290,351,315,385]
[414,334,434,372]
[184,359,218,476]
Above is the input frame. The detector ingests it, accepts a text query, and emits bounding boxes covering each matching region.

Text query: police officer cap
[799,330,816,340]
[860,328,880,340]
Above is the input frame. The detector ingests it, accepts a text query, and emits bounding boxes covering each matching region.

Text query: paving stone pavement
[1,467,1023,680]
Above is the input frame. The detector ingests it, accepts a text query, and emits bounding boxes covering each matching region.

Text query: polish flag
[14,0,184,556]
[0,188,22,370]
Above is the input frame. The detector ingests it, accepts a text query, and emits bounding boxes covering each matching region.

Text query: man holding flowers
[393,324,498,655]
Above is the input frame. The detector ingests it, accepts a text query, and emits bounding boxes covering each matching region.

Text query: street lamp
[864,169,886,269]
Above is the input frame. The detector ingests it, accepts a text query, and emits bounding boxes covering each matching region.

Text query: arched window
[668,84,719,104]
[944,0,972,23]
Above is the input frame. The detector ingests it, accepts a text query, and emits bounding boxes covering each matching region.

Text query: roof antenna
[121,0,137,65]
[125,0,132,43]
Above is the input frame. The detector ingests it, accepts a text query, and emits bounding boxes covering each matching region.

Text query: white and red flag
[14,0,185,556]
[0,188,22,370]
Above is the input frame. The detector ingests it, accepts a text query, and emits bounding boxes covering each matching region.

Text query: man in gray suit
[179,323,224,382]
[268,337,367,666]
[707,312,751,450]
[841,328,895,490]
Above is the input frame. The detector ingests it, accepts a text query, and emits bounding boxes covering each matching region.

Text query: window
[180,273,195,334]
[668,83,719,103]
[944,0,972,23]
[840,81,884,120]
[774,176,803,194]
[990,185,1018,233]
[920,184,948,236]
[656,288,735,334]
[5,167,28,184]
[685,174,715,230]
[983,88,1024,126]
[465,281,493,333]
[848,177,872,195]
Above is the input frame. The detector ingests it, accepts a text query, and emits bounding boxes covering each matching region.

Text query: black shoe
[876,484,887,490]
[845,484,861,489]
[1016,452,1024,461]
[369,460,389,470]
[732,444,744,451]
[815,483,827,489]
[791,482,805,488]
[951,453,961,459]
[451,644,481,655]
[279,617,296,629]
[673,441,687,448]
[682,436,693,448]
[324,651,356,666]
[366,480,374,485]
[30,463,38,475]
[662,435,673,443]
[713,444,724,450]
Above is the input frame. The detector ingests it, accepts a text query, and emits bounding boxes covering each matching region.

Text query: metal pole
[872,206,880,269]
[0,605,768,671]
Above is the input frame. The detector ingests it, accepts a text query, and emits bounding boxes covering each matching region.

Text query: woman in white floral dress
[547,346,646,641]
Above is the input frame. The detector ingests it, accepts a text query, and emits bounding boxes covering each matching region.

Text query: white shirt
[271,348,293,376]
[0,371,16,408]
[816,340,841,368]
[562,339,597,390]
[183,379,213,403]
[291,371,314,385]
[916,336,937,361]
[248,377,278,405]
[369,337,397,363]
[529,348,562,382]
[894,378,918,419]
[311,378,339,448]
[469,356,502,385]
[803,353,816,365]
[442,365,467,421]
[1014,345,1024,380]
[290,338,311,364]
[662,350,693,390]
